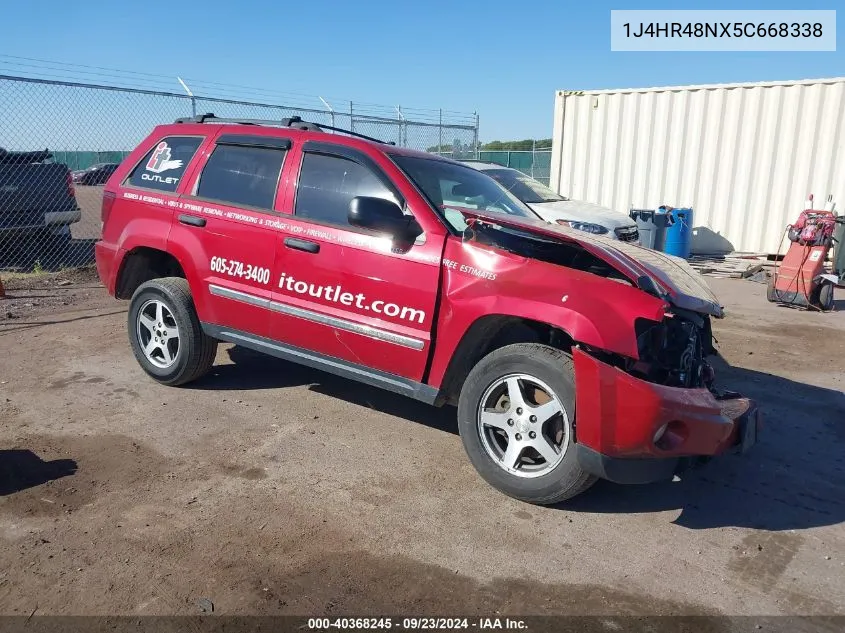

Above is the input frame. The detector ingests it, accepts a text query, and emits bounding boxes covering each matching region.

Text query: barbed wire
[0,55,477,126]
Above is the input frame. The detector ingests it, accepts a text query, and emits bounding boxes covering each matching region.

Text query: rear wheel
[816,280,835,311]
[127,277,217,386]
[457,343,596,505]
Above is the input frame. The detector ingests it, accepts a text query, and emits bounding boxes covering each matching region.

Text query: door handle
[178,214,206,228]
[284,237,320,254]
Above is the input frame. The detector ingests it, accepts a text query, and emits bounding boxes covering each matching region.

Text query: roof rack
[174,113,396,146]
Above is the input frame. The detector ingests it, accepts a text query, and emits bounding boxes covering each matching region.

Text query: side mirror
[451,183,483,198]
[348,196,422,241]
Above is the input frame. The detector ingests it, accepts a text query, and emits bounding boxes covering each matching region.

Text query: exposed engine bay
[465,220,634,285]
[632,310,717,389]
[462,216,726,392]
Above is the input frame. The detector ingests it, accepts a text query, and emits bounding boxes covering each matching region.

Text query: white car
[462,161,640,243]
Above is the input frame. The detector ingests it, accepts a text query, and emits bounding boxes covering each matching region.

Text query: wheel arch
[115,246,187,299]
[433,314,575,406]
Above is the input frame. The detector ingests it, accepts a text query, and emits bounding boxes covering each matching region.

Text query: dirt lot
[1,271,843,619]
[71,185,104,241]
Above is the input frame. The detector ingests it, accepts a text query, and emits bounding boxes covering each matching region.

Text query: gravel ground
[0,274,843,619]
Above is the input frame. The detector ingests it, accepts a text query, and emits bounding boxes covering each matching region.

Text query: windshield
[390,155,538,232]
[484,169,566,204]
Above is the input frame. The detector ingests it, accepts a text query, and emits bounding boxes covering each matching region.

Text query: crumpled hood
[528,199,636,230]
[463,209,724,318]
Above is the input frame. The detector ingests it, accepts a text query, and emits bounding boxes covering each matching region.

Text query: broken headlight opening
[632,311,717,389]
[555,219,609,235]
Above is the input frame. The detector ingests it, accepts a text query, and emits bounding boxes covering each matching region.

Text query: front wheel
[457,343,596,505]
[127,277,217,386]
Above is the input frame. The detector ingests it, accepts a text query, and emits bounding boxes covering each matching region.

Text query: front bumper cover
[572,347,760,484]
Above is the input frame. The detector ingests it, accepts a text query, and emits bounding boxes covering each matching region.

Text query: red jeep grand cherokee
[95,114,759,505]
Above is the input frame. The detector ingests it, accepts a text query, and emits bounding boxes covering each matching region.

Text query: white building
[549,77,845,254]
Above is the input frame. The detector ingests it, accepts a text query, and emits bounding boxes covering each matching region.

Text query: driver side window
[295,152,399,228]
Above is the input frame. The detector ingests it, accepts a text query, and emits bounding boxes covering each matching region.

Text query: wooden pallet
[687,252,771,278]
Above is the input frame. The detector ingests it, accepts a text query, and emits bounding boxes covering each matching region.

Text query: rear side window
[195,144,286,210]
[295,152,398,227]
[126,136,203,192]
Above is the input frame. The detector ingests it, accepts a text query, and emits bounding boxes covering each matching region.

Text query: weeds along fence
[0,74,479,273]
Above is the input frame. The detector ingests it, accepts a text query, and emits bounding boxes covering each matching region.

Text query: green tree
[481,138,552,151]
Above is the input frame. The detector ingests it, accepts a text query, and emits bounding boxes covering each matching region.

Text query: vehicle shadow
[0,310,126,336]
[562,355,845,531]
[772,299,845,312]
[196,346,845,531]
[0,450,78,496]
[189,345,459,436]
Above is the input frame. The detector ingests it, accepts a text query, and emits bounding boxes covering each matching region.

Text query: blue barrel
[663,207,693,258]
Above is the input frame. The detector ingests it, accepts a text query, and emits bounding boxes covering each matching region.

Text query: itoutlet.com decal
[277,272,426,324]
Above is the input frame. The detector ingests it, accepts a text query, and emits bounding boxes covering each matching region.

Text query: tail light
[101,190,117,226]
[66,171,76,198]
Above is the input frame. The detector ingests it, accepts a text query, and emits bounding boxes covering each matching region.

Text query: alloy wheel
[476,373,570,478]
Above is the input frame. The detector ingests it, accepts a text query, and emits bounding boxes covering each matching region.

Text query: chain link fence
[478,149,553,186]
[435,148,553,185]
[0,75,479,273]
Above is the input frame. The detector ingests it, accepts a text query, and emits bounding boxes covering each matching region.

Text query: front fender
[427,239,669,388]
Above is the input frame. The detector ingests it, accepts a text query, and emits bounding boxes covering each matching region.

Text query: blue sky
[1,0,842,140]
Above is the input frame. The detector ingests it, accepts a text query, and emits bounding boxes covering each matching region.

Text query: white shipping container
[549,77,845,254]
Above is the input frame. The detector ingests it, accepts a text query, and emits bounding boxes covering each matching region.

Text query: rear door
[268,142,445,381]
[168,133,291,338]
[106,133,206,261]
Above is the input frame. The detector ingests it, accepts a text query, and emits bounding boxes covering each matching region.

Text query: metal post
[396,105,404,147]
[319,97,335,128]
[349,101,354,132]
[473,112,479,159]
[531,139,536,179]
[439,109,443,156]
[178,77,196,117]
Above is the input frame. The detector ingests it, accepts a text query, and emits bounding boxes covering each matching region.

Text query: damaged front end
[453,211,760,484]
[632,309,717,390]
[572,308,760,485]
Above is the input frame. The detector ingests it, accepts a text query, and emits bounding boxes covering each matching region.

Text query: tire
[457,343,596,505]
[127,277,217,386]
[816,281,835,311]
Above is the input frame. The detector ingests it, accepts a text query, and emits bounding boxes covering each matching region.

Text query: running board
[201,323,440,405]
